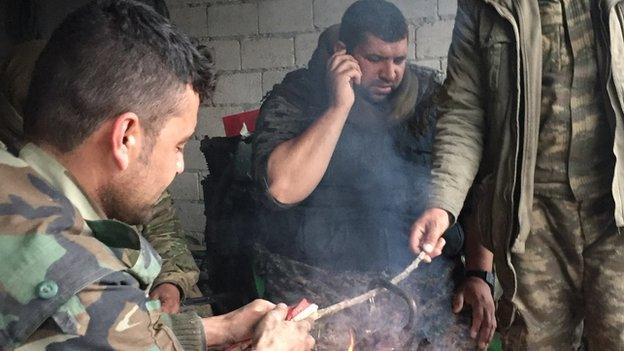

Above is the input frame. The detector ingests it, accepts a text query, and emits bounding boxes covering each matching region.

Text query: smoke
[254,92,474,349]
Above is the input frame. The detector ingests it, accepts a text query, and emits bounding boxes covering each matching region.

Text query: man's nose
[380,61,397,82]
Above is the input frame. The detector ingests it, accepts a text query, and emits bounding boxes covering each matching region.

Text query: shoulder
[408,64,444,99]
[0,151,124,346]
[261,68,324,112]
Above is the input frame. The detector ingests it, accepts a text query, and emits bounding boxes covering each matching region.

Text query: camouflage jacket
[429,0,624,328]
[0,42,199,299]
[0,144,205,350]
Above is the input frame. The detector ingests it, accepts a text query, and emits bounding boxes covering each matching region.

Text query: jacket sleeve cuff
[426,197,461,226]
[169,312,206,351]
[152,276,190,300]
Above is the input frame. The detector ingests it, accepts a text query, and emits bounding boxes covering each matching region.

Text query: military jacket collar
[19,143,104,221]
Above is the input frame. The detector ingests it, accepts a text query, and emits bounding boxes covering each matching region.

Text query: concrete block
[208,3,258,37]
[391,0,437,21]
[416,20,454,59]
[183,140,207,171]
[196,106,239,138]
[169,5,208,38]
[438,0,458,17]
[214,73,262,104]
[173,201,206,233]
[408,24,416,61]
[415,59,441,71]
[206,40,240,71]
[169,172,200,201]
[259,0,313,33]
[313,0,353,28]
[262,70,288,95]
[295,32,320,66]
[241,38,294,69]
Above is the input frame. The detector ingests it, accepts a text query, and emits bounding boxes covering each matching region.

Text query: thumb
[271,303,289,319]
[452,291,464,314]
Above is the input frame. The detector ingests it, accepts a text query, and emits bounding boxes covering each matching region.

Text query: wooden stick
[314,252,427,320]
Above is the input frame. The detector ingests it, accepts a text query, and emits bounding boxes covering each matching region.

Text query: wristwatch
[465,270,495,295]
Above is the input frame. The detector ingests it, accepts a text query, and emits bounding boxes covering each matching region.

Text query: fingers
[409,220,425,254]
[409,208,451,259]
[470,305,484,340]
[305,335,316,350]
[430,237,446,258]
[477,299,496,349]
[328,52,361,81]
[327,49,355,70]
[267,303,288,320]
[248,299,277,314]
[452,290,464,314]
[477,312,496,350]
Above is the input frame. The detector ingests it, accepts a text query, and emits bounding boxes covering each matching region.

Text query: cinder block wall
[165,0,457,249]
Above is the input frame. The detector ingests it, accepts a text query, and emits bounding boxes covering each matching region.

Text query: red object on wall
[222,109,260,137]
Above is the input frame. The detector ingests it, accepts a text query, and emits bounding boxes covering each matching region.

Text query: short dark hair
[339,0,408,52]
[24,0,215,152]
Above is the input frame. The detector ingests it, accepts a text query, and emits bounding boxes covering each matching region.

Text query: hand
[326,48,362,111]
[453,277,496,350]
[254,303,315,351]
[409,208,450,261]
[149,283,181,314]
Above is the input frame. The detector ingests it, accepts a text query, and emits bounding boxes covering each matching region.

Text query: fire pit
[253,245,475,350]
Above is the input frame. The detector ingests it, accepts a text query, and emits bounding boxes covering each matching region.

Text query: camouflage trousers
[503,192,624,350]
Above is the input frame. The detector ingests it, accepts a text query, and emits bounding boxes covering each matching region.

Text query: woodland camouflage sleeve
[15,273,206,351]
[141,191,200,299]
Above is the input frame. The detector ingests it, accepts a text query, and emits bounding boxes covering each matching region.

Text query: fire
[346,329,355,351]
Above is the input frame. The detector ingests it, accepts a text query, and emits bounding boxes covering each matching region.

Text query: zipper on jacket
[600,1,624,225]
[484,0,522,302]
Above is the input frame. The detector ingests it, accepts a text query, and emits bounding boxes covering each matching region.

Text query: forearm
[464,226,493,271]
[143,191,199,297]
[267,105,350,204]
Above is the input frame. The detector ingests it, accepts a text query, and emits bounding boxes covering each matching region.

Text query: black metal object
[363,278,419,349]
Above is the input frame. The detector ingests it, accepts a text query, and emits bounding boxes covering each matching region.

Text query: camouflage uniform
[0,144,205,349]
[505,0,623,348]
[0,40,200,301]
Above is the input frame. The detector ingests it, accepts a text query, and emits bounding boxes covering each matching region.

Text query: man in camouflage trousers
[0,1,315,350]
[0,40,200,315]
[410,0,624,349]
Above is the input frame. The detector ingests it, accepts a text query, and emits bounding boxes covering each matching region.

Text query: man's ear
[333,40,347,53]
[110,112,141,171]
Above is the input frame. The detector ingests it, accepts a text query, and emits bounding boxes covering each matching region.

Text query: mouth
[372,85,393,95]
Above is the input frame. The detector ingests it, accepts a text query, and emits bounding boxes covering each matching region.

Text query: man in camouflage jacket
[0,1,315,350]
[410,0,624,349]
[0,40,200,314]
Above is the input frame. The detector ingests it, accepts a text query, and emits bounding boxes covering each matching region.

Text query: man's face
[351,34,408,103]
[106,85,199,224]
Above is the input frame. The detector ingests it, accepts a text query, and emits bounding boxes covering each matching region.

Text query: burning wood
[314,252,426,320]
[346,329,355,351]
[253,245,474,349]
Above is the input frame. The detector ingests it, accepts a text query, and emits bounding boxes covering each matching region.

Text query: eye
[394,57,406,65]
[367,55,382,63]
